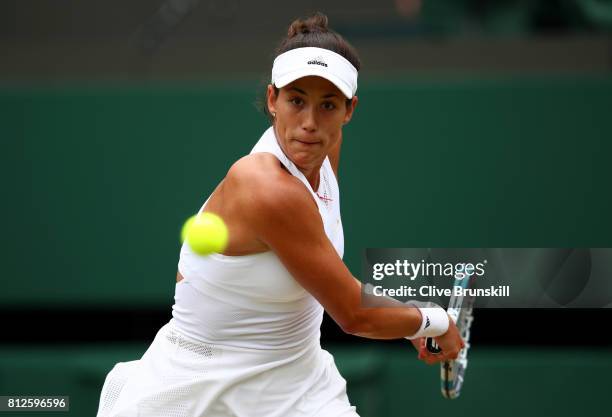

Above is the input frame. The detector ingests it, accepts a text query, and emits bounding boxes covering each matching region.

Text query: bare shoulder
[226,152,283,184]
[225,153,318,217]
[205,153,321,255]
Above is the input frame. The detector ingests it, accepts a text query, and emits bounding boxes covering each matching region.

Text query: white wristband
[404,307,449,340]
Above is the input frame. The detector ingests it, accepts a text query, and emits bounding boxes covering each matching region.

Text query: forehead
[283,76,343,98]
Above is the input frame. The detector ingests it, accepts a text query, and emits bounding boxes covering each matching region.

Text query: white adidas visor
[271,47,358,99]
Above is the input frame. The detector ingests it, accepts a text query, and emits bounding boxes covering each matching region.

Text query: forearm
[328,134,342,177]
[347,305,423,340]
[341,279,421,338]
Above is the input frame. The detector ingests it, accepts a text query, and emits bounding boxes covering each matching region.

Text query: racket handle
[426,337,442,354]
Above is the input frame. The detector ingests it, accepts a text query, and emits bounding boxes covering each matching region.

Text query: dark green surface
[0,345,609,416]
[3,76,612,306]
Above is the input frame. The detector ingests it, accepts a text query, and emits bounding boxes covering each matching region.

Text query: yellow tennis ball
[181,213,228,256]
[180,215,196,244]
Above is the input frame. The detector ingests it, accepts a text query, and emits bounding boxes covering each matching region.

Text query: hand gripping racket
[425,273,476,399]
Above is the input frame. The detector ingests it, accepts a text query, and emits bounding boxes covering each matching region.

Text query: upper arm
[238,170,360,331]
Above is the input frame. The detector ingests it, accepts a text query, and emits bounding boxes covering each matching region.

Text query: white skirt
[96,322,358,417]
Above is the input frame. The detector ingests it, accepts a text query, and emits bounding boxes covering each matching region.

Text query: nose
[301,105,317,132]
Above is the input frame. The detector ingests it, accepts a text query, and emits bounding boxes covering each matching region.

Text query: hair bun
[287,12,329,37]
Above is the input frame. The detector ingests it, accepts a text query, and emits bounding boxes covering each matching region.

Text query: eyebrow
[288,86,338,99]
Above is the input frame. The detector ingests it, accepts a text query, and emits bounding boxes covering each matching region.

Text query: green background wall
[3,76,611,307]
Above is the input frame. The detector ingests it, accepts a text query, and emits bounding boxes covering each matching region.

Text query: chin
[289,150,319,169]
[289,151,313,166]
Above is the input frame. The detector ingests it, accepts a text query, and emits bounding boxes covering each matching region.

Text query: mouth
[293,139,321,145]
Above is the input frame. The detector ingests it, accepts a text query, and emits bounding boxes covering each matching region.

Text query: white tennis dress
[96,127,358,417]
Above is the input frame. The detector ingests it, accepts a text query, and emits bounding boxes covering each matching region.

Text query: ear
[343,95,358,125]
[266,84,278,115]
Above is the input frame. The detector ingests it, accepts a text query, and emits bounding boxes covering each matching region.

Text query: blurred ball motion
[181,213,229,256]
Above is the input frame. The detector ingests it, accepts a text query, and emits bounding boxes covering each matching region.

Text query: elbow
[339,319,358,335]
[338,311,370,336]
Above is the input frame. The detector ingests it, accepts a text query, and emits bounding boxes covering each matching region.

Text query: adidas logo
[307,58,328,67]
[425,316,431,329]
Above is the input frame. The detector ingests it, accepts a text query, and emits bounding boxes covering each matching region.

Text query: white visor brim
[271,47,358,99]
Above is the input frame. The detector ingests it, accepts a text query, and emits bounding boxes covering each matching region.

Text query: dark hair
[260,12,361,120]
[276,12,361,71]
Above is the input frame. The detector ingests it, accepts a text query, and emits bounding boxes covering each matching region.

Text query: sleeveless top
[172,126,344,352]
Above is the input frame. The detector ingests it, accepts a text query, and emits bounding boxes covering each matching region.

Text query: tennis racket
[425,273,476,399]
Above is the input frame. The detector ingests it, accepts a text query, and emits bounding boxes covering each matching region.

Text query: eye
[322,101,336,111]
[289,97,304,106]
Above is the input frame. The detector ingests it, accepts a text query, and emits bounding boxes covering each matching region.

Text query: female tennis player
[97,12,463,417]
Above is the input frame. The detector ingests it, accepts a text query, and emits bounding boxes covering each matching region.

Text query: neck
[304,170,320,191]
[294,159,324,191]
